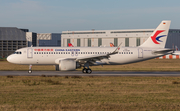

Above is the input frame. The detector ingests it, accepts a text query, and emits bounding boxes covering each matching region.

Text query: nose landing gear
[28,65,32,73]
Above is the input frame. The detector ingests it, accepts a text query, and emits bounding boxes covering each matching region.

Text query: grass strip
[1,76,180,110]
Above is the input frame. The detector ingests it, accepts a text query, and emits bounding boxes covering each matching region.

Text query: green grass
[1,59,180,71]
[1,76,180,110]
[0,58,6,61]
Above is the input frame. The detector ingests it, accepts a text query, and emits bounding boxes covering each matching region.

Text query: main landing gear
[82,68,92,74]
[28,65,32,73]
[82,62,92,74]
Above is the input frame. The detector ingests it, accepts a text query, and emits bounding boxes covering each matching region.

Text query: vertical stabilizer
[140,21,171,48]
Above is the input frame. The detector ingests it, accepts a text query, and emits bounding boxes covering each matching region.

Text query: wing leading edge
[76,43,122,65]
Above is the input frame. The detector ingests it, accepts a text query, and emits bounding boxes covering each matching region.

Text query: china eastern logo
[151,30,166,44]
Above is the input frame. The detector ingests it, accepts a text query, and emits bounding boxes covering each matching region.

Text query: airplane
[175,46,179,51]
[7,20,173,74]
[173,45,180,55]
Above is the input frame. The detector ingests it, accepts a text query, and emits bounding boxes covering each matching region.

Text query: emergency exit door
[27,48,33,58]
[138,48,143,58]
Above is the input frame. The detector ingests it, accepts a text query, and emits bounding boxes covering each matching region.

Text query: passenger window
[131,52,133,54]
[95,52,97,54]
[39,52,41,54]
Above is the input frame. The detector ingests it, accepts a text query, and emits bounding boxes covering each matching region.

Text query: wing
[55,43,122,65]
[76,43,122,65]
[76,54,110,64]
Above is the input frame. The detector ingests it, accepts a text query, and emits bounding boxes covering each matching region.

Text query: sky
[0,0,180,33]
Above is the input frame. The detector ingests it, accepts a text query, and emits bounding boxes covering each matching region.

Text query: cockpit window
[14,51,22,54]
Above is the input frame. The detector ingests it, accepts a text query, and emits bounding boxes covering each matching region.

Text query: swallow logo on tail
[151,30,166,44]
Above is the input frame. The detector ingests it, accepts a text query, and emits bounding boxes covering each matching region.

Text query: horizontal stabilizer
[153,49,173,55]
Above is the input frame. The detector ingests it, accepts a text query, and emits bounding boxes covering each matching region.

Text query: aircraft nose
[7,54,21,64]
[7,55,13,63]
[7,54,17,64]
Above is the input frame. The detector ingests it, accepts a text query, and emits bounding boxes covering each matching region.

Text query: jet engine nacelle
[58,59,81,71]
[59,59,76,71]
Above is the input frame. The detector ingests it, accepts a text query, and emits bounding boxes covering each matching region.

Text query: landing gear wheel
[86,68,92,74]
[28,65,32,74]
[28,70,32,73]
[82,68,87,73]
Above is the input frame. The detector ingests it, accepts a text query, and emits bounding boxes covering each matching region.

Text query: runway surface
[0,71,180,76]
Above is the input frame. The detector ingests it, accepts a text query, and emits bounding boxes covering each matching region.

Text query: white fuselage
[7,46,169,66]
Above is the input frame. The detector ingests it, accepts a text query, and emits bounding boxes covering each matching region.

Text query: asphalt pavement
[0,71,180,76]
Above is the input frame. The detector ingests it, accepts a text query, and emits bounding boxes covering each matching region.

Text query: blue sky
[0,0,180,33]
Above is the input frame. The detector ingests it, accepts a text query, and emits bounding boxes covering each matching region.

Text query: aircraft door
[138,48,143,58]
[27,48,33,58]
